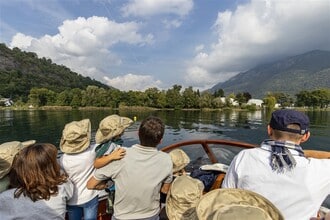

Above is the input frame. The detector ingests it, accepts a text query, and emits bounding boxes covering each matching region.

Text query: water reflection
[0,109,329,152]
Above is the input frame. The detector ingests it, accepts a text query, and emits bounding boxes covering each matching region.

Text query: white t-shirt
[94,144,173,220]
[0,180,73,219]
[59,144,99,205]
[222,144,330,220]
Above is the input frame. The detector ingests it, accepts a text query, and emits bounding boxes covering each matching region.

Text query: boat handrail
[161,139,257,163]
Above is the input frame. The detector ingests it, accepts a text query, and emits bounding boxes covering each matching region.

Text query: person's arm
[160,182,171,194]
[221,157,238,188]
[87,176,108,190]
[94,148,126,169]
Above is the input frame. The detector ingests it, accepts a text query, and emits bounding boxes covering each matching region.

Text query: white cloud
[185,66,237,91]
[162,19,182,29]
[185,0,330,88]
[10,33,34,48]
[121,0,193,17]
[195,44,204,53]
[104,73,163,91]
[9,16,153,81]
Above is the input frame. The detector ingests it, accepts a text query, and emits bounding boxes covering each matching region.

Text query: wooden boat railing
[93,139,329,220]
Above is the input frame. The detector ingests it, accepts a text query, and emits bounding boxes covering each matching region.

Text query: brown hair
[272,124,303,142]
[138,116,165,147]
[9,143,68,202]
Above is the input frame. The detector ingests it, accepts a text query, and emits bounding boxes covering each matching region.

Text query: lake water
[1,109,329,153]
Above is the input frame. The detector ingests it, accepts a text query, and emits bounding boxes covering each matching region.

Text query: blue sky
[1,0,329,91]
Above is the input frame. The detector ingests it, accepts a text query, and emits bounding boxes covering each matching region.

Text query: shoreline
[0,105,328,112]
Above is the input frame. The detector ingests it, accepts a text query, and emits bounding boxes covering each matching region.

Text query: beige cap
[95,114,133,144]
[196,188,284,220]
[60,119,91,154]
[0,140,36,178]
[169,149,190,173]
[166,175,204,220]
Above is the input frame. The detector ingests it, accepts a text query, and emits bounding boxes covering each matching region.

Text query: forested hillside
[0,44,111,101]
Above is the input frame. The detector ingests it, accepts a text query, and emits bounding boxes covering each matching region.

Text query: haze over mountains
[210,50,330,98]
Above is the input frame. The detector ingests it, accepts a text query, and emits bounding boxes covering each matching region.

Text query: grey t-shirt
[0,180,73,220]
[94,144,173,220]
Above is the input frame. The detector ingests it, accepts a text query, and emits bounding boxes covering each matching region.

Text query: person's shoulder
[308,157,330,167]
[236,147,260,157]
[58,179,74,198]
[0,188,15,199]
[158,149,171,157]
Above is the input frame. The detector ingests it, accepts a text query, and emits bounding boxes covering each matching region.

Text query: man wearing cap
[222,109,330,220]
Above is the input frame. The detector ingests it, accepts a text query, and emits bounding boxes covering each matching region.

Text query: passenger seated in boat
[0,143,74,219]
[0,140,35,193]
[165,175,204,220]
[196,188,284,220]
[93,115,133,215]
[159,148,191,216]
[222,109,330,220]
[87,116,173,220]
[169,148,190,177]
[58,119,100,220]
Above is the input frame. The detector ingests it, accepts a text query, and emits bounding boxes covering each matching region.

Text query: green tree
[28,88,56,106]
[144,87,162,108]
[165,85,183,109]
[263,94,276,109]
[182,86,199,108]
[273,92,293,108]
[70,88,83,108]
[199,91,213,108]
[213,89,224,97]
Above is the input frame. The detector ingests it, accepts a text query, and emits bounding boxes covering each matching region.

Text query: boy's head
[269,109,309,135]
[268,109,310,142]
[60,119,91,154]
[138,116,164,147]
[95,114,133,144]
[166,175,204,220]
[169,149,190,175]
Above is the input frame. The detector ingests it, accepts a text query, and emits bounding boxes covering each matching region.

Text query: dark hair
[9,143,68,202]
[138,116,165,147]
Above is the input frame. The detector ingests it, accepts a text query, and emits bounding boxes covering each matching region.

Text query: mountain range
[210,50,330,98]
[1,43,329,100]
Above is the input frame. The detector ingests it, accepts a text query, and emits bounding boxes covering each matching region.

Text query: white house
[219,97,239,106]
[247,99,264,107]
[0,98,13,106]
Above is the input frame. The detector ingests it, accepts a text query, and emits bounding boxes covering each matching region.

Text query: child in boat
[165,175,204,220]
[0,143,73,219]
[58,119,100,220]
[159,148,191,217]
[0,140,35,193]
[87,116,173,220]
[93,114,133,169]
[93,114,133,214]
[169,148,191,177]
